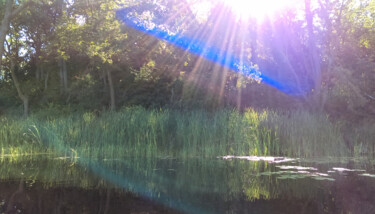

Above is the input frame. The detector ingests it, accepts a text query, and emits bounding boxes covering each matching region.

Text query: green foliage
[1,0,374,117]
[0,0,374,160]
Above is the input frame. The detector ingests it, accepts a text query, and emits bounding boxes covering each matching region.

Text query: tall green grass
[0,107,372,158]
[0,116,49,156]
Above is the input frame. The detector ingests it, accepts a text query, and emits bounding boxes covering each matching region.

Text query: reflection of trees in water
[0,184,178,214]
[0,156,375,214]
[1,178,24,214]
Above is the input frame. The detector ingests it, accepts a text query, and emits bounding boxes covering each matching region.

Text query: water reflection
[0,155,374,213]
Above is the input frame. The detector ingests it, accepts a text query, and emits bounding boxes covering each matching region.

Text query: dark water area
[0,155,374,214]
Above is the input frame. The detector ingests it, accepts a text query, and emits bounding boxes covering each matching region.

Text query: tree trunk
[103,70,107,88]
[58,57,68,94]
[22,96,29,118]
[0,0,13,68]
[107,69,115,111]
[1,0,32,117]
[10,59,29,117]
[36,63,43,81]
[44,69,49,91]
[305,0,323,110]
[59,59,63,94]
[36,65,40,80]
[63,59,68,91]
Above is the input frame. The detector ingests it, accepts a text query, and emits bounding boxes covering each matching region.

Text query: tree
[0,0,32,68]
[0,0,33,116]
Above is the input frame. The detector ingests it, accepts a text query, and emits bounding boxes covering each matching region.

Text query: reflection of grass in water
[0,156,106,189]
[7,153,372,214]
[0,156,324,208]
[1,107,373,158]
[0,156,276,213]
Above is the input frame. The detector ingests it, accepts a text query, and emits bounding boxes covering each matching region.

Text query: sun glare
[222,0,298,21]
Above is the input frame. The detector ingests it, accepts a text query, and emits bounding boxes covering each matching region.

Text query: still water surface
[0,155,374,214]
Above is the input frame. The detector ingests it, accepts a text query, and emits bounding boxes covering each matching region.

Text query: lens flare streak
[116,8,307,95]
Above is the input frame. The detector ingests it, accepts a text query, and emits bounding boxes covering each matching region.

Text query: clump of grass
[262,110,348,157]
[0,116,48,156]
[352,122,375,157]
[0,107,369,159]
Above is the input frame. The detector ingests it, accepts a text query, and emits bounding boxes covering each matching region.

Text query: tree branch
[10,0,34,18]
[4,39,11,55]
[365,93,375,101]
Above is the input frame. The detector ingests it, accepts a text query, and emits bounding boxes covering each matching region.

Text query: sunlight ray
[116,4,308,95]
[185,4,231,84]
[219,22,241,100]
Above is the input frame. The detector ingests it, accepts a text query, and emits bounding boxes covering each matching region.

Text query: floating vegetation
[300,157,374,164]
[315,172,329,177]
[259,168,334,180]
[311,177,335,181]
[257,161,375,182]
[276,165,317,171]
[331,167,366,172]
[359,173,375,178]
[258,170,295,176]
[277,174,309,180]
[220,156,296,163]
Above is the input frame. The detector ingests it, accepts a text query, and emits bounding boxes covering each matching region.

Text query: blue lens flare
[116,7,309,96]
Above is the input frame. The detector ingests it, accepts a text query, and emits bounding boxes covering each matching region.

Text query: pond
[0,155,374,214]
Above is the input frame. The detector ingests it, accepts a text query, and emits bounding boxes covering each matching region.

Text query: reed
[0,116,48,156]
[0,107,368,158]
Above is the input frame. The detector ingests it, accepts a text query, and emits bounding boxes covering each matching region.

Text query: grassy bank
[0,107,373,158]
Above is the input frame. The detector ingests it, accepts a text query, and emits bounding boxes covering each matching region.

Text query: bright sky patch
[221,0,300,21]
